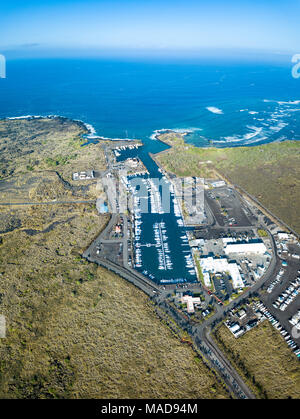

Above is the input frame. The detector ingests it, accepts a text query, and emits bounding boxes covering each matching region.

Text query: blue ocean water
[1,56,299,284]
[1,57,300,146]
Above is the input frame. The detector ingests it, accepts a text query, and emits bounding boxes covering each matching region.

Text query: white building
[229,323,240,333]
[203,272,211,288]
[181,295,201,314]
[73,170,94,181]
[190,239,205,247]
[222,237,237,245]
[227,263,244,289]
[200,257,244,289]
[211,180,226,188]
[200,257,228,274]
[277,232,290,240]
[224,241,267,255]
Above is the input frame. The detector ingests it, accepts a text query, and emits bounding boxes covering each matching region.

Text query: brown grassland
[214,322,300,399]
[0,118,228,398]
[156,132,300,234]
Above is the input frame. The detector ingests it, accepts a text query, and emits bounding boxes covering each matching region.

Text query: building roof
[227,263,244,289]
[181,295,201,313]
[190,239,205,247]
[203,272,211,288]
[200,257,244,289]
[229,323,241,333]
[224,240,267,255]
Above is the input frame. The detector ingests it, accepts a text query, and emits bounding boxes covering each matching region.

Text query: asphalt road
[83,211,263,399]
[81,152,279,399]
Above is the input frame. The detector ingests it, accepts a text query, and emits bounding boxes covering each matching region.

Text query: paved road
[83,219,160,297]
[154,297,254,399]
[196,327,255,399]
[81,158,277,398]
[83,212,263,399]
[84,252,159,297]
[198,227,278,331]
[234,183,300,240]
[85,184,278,399]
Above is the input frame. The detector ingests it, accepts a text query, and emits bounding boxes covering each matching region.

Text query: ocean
[1,55,299,284]
[1,56,300,146]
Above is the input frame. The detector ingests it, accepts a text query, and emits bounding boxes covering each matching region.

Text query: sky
[0,0,299,56]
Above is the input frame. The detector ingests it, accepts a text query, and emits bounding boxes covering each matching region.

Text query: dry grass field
[0,117,229,399]
[214,322,300,399]
[0,117,106,179]
[0,117,107,204]
[0,203,228,398]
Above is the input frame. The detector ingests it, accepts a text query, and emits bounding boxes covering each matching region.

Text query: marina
[113,144,141,157]
[116,145,197,285]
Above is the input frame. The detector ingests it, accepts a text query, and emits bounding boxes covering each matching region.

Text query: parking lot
[212,273,234,302]
[205,186,255,227]
[93,241,124,265]
[261,255,300,347]
[194,227,256,241]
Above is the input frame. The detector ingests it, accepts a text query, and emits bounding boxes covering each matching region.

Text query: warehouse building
[210,180,226,188]
[224,240,267,255]
[181,295,201,314]
[200,257,244,289]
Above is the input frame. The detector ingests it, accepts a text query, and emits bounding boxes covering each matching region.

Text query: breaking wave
[206,106,224,114]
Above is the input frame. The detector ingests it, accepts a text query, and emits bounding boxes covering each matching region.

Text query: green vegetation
[257,229,268,237]
[213,322,300,399]
[45,156,67,167]
[156,133,300,234]
[194,254,204,283]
